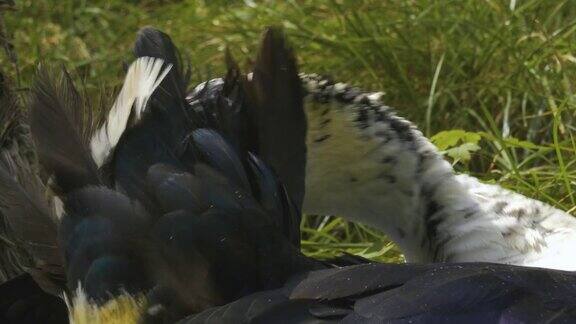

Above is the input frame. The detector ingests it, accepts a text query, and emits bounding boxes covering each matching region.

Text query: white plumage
[300,73,576,270]
[90,57,172,167]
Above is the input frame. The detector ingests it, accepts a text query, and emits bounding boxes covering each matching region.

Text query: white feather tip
[90,57,172,167]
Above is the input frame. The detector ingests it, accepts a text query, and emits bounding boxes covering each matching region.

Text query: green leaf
[431,129,482,163]
[431,129,481,150]
[445,142,481,162]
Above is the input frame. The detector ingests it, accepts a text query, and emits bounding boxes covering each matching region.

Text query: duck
[195,64,576,271]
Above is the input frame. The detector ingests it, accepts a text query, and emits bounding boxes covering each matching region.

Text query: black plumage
[192,28,307,214]
[58,186,153,300]
[190,128,251,191]
[21,26,313,322]
[187,28,306,247]
[243,27,307,211]
[182,262,576,323]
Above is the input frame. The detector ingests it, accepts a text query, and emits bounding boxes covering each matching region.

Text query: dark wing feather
[60,186,152,301]
[0,149,64,295]
[290,263,430,300]
[29,65,100,193]
[181,28,306,247]
[190,129,251,191]
[181,263,576,323]
[244,27,307,210]
[349,265,576,323]
[247,152,301,247]
[146,163,209,213]
[187,27,306,211]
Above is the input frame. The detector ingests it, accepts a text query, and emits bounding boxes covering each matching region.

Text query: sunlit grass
[4,0,576,263]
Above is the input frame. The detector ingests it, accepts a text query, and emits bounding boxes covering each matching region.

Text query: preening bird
[195,73,576,270]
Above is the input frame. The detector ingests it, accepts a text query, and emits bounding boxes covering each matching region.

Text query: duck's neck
[301,74,487,262]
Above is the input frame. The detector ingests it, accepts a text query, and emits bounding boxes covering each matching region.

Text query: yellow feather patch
[65,286,146,324]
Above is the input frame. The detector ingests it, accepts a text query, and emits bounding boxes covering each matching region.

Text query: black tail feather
[244,27,307,210]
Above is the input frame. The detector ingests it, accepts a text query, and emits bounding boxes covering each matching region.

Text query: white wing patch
[90,57,172,167]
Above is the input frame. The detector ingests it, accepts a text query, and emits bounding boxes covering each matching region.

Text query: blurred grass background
[3,0,576,262]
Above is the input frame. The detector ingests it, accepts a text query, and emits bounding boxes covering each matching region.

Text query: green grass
[4,0,576,262]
